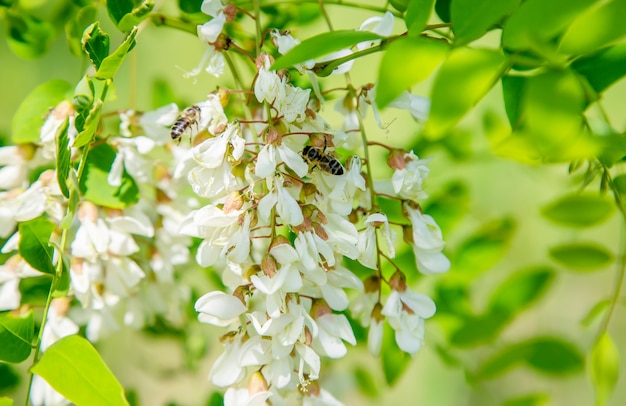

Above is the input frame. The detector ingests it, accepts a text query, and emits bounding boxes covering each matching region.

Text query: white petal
[277,144,308,177]
[255,144,276,178]
[195,291,247,326]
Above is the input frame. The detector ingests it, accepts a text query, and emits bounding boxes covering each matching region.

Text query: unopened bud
[364,275,381,293]
[389,270,407,292]
[387,149,407,170]
[310,299,332,319]
[261,254,277,277]
[248,371,268,394]
[371,302,384,322]
[223,191,244,213]
[312,222,328,240]
[223,3,237,22]
[77,201,98,222]
[266,126,281,144]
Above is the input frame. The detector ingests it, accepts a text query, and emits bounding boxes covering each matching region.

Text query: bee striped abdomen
[171,105,201,143]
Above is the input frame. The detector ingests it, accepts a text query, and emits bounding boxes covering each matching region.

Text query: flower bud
[266,126,281,144]
[387,148,407,170]
[363,275,381,293]
[269,235,290,250]
[248,371,269,394]
[77,201,98,222]
[310,299,332,319]
[261,254,277,277]
[223,3,237,22]
[371,302,384,323]
[389,270,407,292]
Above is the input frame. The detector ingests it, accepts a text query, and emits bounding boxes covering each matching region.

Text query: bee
[171,105,201,143]
[302,144,345,176]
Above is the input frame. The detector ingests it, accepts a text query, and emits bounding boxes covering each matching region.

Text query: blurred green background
[2,1,626,405]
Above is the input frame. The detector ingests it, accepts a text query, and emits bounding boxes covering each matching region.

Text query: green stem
[150,13,199,35]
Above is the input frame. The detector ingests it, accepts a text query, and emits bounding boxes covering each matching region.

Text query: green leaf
[79,143,139,209]
[389,0,410,12]
[73,100,102,148]
[32,335,129,406]
[451,0,520,45]
[434,0,451,23]
[501,75,525,129]
[488,266,554,313]
[4,9,55,58]
[82,22,110,70]
[0,397,15,406]
[425,47,505,138]
[422,181,469,236]
[590,333,620,406]
[541,194,614,228]
[65,5,98,56]
[106,0,134,27]
[206,392,224,406]
[572,43,626,94]
[11,79,72,144]
[95,27,138,79]
[613,174,626,195]
[501,393,551,406]
[525,338,584,375]
[0,311,34,363]
[405,0,435,34]
[549,243,613,271]
[18,276,53,307]
[502,0,596,51]
[0,363,20,391]
[581,299,610,327]
[117,1,154,32]
[478,337,584,378]
[18,217,56,275]
[354,366,379,398]
[55,118,71,198]
[450,311,510,347]
[453,218,516,277]
[559,0,626,56]
[271,30,383,71]
[381,322,411,384]
[179,0,203,14]
[376,36,449,108]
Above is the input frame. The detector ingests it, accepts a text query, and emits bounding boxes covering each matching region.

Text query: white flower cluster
[174,5,450,403]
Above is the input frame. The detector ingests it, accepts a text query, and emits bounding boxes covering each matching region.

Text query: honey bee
[302,145,345,176]
[171,105,201,143]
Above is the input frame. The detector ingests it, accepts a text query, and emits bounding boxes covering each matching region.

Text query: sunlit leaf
[613,174,626,195]
[271,30,383,70]
[489,266,554,313]
[453,218,516,277]
[559,0,626,56]
[549,243,613,271]
[206,392,224,406]
[32,335,129,406]
[96,27,138,79]
[376,36,449,108]
[389,0,410,12]
[405,0,435,34]
[572,43,626,94]
[79,143,139,209]
[0,311,34,363]
[590,332,620,406]
[501,75,526,129]
[502,393,551,406]
[0,397,14,406]
[451,0,520,45]
[18,217,56,275]
[11,79,72,144]
[81,22,110,70]
[382,323,411,384]
[502,0,595,51]
[541,194,614,228]
[425,47,505,138]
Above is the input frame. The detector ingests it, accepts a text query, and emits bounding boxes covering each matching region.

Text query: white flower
[382,287,436,354]
[195,291,247,327]
[405,204,450,274]
[368,317,383,356]
[224,387,272,406]
[210,338,247,387]
[258,175,304,226]
[357,11,395,50]
[0,255,42,311]
[255,143,309,179]
[392,151,431,201]
[312,313,356,358]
